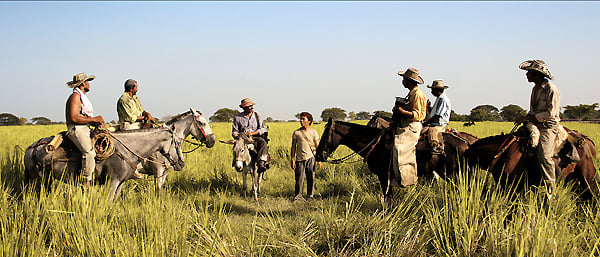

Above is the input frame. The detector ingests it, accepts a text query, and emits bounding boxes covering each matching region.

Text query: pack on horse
[464,124,597,198]
[220,131,265,201]
[24,126,186,201]
[315,116,477,205]
[137,109,216,195]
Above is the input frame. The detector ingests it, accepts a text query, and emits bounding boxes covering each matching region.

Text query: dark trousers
[252,137,269,162]
[294,157,315,200]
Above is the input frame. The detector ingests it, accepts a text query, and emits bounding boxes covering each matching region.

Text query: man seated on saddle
[392,68,427,187]
[232,97,269,173]
[422,80,451,154]
[65,72,106,189]
[515,59,561,197]
[117,79,155,131]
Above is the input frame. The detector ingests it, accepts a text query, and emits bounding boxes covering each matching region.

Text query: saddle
[28,130,115,170]
[519,124,581,164]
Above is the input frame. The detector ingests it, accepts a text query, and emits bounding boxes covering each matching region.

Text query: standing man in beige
[392,68,427,186]
[117,79,155,130]
[65,72,106,189]
[290,112,321,201]
[516,60,561,197]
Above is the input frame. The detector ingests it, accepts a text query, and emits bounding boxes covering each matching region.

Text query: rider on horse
[232,98,270,173]
[515,59,561,198]
[422,80,451,155]
[65,72,106,189]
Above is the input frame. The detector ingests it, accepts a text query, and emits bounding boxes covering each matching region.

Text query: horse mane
[469,133,509,146]
[165,111,193,126]
[112,127,170,134]
[335,120,383,133]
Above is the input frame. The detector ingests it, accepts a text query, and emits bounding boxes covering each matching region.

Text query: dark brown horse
[315,118,477,204]
[464,126,597,198]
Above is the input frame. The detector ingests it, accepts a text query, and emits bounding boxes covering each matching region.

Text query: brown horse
[464,126,597,198]
[315,118,477,204]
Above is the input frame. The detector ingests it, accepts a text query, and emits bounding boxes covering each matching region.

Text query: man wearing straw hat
[516,59,561,197]
[65,72,106,189]
[232,97,270,173]
[422,80,452,154]
[392,68,427,186]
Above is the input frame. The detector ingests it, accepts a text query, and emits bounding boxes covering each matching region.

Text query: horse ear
[190,108,200,117]
[220,140,235,144]
[328,117,333,123]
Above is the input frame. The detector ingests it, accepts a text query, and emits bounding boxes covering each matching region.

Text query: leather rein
[324,120,385,164]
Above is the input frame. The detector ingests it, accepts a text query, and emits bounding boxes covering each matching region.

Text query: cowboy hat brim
[397,71,424,84]
[66,75,95,88]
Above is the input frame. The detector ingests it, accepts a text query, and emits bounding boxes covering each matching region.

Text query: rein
[181,115,213,154]
[325,122,385,164]
[105,128,177,167]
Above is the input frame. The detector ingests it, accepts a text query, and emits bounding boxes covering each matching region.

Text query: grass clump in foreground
[0,121,599,256]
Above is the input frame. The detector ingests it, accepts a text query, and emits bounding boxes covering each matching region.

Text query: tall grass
[0,121,598,256]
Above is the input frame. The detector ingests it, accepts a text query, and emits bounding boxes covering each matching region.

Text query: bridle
[323,120,385,164]
[182,114,214,153]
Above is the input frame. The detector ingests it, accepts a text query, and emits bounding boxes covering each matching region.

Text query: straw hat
[239,98,256,108]
[397,68,424,84]
[519,60,553,80]
[66,72,95,88]
[427,80,448,89]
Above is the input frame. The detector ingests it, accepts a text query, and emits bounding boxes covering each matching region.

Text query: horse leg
[379,175,392,207]
[252,167,259,201]
[108,179,122,201]
[242,172,248,198]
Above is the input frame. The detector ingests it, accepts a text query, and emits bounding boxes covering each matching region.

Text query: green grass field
[1,121,599,256]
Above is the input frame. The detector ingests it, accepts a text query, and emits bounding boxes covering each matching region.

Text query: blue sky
[1,1,599,122]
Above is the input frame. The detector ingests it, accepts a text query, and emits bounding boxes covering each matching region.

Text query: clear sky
[1,1,599,122]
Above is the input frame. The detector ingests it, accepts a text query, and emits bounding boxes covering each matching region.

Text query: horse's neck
[170,115,192,139]
[336,124,379,157]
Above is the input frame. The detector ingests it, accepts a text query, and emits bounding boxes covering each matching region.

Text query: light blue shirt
[232,111,268,138]
[429,93,451,126]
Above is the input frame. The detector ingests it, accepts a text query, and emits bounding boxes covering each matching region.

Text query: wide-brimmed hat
[239,98,256,108]
[66,72,95,88]
[397,68,424,84]
[427,80,448,89]
[519,60,553,80]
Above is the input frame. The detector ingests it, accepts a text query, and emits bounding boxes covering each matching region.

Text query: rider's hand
[317,162,322,169]
[291,162,296,170]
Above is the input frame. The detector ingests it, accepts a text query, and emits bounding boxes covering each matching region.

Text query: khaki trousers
[120,121,143,131]
[534,120,560,191]
[393,121,422,186]
[66,125,96,181]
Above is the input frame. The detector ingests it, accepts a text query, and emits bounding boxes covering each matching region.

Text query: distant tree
[294,113,302,120]
[31,117,52,125]
[563,103,599,121]
[265,117,274,122]
[0,113,21,126]
[469,105,502,121]
[210,108,238,122]
[356,111,371,120]
[347,111,357,121]
[373,110,393,119]
[18,117,27,125]
[321,107,346,121]
[449,110,469,122]
[500,104,527,122]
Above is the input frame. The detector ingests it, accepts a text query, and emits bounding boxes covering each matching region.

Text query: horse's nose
[234,161,244,171]
[205,134,216,148]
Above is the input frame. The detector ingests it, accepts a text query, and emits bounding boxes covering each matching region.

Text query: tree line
[2,103,598,126]
[208,103,600,123]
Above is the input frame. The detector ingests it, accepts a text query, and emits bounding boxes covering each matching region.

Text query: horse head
[189,108,216,148]
[315,118,340,162]
[220,132,254,172]
[160,129,186,171]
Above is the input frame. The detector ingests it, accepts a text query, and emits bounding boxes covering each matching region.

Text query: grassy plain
[0,121,599,256]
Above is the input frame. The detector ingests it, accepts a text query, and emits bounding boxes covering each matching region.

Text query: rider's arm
[67,93,104,126]
[290,133,297,169]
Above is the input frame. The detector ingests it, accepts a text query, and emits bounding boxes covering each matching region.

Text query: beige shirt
[407,86,427,122]
[292,128,320,162]
[529,80,561,122]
